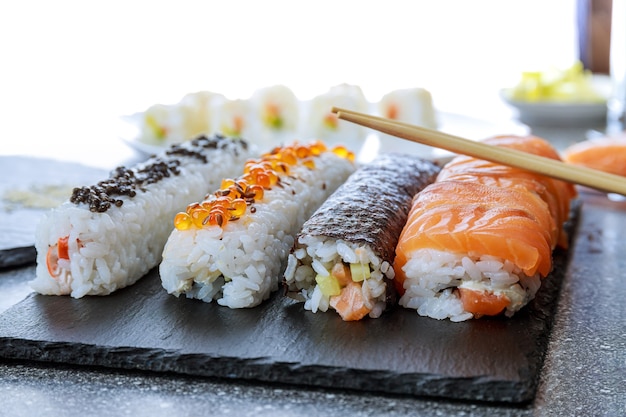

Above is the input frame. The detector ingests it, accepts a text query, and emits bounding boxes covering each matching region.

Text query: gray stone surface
[0,358,528,417]
[531,191,626,416]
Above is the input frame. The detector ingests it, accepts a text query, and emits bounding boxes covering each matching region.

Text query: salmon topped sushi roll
[393,135,577,321]
[563,135,626,177]
[437,135,575,248]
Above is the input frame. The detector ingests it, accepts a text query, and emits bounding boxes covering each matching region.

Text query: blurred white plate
[500,89,608,127]
[118,114,177,157]
[120,136,169,157]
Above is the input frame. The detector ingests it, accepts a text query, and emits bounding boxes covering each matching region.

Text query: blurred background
[0,0,617,166]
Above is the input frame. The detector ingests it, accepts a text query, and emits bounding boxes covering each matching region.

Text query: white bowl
[500,89,608,127]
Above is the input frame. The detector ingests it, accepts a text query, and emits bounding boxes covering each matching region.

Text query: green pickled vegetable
[350,263,371,282]
[509,61,605,103]
[315,273,341,297]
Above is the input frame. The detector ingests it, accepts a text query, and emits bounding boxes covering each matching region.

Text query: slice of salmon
[458,287,510,317]
[437,135,576,248]
[563,137,626,177]
[393,135,576,301]
[329,281,371,321]
[394,182,554,294]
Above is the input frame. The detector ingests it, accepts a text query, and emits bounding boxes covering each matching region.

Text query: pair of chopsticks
[331,107,626,196]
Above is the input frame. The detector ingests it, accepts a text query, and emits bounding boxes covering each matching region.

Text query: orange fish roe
[173,141,355,231]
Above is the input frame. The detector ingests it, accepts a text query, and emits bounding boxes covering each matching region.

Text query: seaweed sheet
[298,153,440,263]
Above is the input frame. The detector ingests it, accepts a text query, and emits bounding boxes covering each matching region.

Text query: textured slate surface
[0,241,571,404]
[0,246,36,268]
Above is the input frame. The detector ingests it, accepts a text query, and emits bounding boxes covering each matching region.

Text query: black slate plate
[0,242,571,404]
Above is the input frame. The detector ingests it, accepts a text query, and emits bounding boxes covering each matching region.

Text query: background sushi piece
[178,91,226,140]
[301,83,370,154]
[212,98,254,139]
[376,87,438,156]
[125,91,225,147]
[562,132,626,177]
[249,85,300,149]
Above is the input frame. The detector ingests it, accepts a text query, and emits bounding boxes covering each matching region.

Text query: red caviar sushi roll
[159,141,357,308]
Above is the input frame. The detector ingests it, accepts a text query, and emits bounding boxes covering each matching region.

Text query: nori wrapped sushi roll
[283,153,440,320]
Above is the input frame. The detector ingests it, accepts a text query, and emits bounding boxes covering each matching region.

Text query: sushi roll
[563,135,626,177]
[302,84,370,152]
[213,98,253,139]
[178,90,225,139]
[131,91,224,146]
[249,85,300,148]
[132,103,177,146]
[283,153,440,321]
[32,135,254,298]
[393,135,577,321]
[377,87,437,156]
[159,141,357,308]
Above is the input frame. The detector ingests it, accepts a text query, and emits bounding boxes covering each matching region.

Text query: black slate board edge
[0,337,534,403]
[0,246,36,269]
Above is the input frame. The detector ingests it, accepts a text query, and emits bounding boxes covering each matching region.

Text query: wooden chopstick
[331,107,626,196]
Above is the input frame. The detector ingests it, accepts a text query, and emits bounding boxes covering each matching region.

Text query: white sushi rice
[31,137,254,298]
[283,235,392,319]
[399,248,542,322]
[159,151,356,308]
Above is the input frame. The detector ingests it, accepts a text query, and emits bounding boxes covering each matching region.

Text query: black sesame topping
[69,134,248,213]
